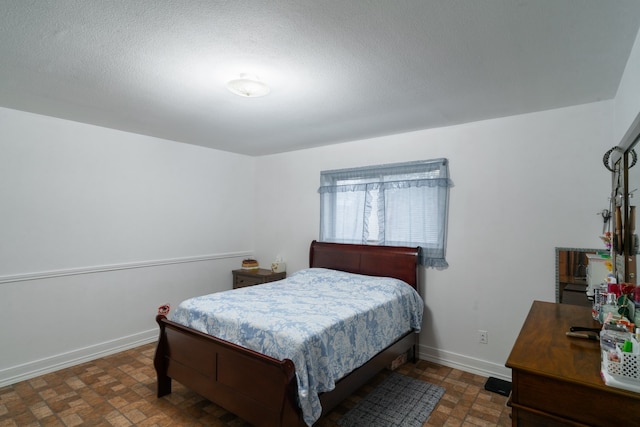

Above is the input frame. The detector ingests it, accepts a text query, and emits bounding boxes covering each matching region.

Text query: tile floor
[0,343,511,426]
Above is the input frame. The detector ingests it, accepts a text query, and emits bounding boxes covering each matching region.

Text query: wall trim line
[0,251,253,284]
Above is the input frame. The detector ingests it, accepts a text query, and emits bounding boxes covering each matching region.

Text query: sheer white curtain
[318,159,452,268]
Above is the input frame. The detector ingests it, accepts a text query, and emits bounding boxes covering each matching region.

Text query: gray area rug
[337,372,445,427]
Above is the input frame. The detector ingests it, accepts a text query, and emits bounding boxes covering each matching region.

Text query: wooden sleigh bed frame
[154,240,421,426]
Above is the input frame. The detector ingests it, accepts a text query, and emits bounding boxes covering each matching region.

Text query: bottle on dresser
[600,292,619,323]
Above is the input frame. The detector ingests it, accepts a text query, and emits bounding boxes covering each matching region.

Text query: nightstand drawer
[232,269,286,289]
[234,275,264,288]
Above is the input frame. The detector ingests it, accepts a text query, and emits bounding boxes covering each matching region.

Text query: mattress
[171,267,424,425]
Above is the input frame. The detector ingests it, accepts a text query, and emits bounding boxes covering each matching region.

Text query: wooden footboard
[155,314,417,426]
[154,315,302,427]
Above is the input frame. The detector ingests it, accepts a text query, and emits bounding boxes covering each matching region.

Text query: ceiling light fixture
[226,74,271,98]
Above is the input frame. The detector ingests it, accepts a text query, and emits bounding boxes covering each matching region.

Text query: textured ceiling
[1,1,640,156]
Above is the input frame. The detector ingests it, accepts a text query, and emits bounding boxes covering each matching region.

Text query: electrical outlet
[478,330,488,344]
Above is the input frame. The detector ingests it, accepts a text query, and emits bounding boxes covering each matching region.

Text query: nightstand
[232,268,286,289]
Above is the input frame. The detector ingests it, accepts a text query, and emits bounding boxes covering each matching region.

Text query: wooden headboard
[309,240,420,288]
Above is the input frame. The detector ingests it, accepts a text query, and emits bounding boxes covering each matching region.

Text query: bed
[154,240,423,426]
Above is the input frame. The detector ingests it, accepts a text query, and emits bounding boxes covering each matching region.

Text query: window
[318,159,452,268]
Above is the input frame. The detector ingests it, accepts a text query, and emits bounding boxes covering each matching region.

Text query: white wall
[0,107,256,386]
[254,101,613,380]
[614,26,640,144]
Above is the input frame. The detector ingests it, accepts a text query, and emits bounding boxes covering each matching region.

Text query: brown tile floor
[0,343,511,426]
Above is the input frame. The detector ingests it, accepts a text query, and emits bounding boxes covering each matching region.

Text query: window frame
[318,159,451,269]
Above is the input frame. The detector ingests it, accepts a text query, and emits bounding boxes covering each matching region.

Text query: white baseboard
[0,329,158,387]
[1,331,511,388]
[418,344,512,382]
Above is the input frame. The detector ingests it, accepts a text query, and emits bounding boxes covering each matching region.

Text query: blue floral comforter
[170,268,424,426]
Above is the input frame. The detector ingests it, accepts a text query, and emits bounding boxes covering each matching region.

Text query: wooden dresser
[506,301,640,426]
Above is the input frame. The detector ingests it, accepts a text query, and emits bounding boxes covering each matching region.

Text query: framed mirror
[613,157,625,280]
[625,146,639,282]
[614,111,640,283]
[555,247,604,307]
